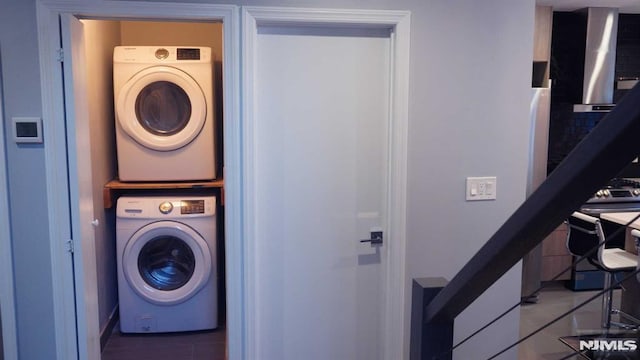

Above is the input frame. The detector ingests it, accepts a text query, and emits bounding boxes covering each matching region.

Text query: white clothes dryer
[116,195,218,333]
[114,46,216,182]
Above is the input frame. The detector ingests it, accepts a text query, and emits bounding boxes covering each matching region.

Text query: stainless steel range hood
[573,7,619,112]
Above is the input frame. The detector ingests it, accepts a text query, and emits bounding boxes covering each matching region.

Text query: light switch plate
[466,176,497,201]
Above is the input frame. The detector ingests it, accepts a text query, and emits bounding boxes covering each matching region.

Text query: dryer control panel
[114,46,212,64]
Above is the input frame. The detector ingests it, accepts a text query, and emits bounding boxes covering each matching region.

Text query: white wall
[1,1,57,358]
[120,21,223,52]
[1,0,535,359]
[402,1,534,357]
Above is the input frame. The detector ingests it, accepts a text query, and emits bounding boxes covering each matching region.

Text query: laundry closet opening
[74,18,225,359]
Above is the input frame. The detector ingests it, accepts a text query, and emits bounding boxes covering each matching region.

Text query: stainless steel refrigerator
[521,85,551,302]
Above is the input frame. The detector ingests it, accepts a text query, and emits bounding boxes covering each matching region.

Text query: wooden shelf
[103,178,224,208]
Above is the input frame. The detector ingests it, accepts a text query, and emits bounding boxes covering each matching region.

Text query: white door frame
[35,1,241,359]
[0,51,19,360]
[242,7,410,359]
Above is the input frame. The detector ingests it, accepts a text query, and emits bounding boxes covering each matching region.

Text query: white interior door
[244,8,409,360]
[60,13,101,360]
[255,26,388,359]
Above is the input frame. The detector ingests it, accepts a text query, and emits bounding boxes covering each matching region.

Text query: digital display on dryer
[177,48,201,60]
[180,200,205,214]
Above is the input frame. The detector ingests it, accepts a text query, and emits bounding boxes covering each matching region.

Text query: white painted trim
[0,51,19,360]
[384,13,411,360]
[241,7,411,360]
[36,2,242,360]
[240,9,258,357]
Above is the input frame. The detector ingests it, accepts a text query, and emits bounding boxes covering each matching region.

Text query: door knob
[360,231,383,245]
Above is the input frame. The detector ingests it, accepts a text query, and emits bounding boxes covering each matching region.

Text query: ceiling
[536,0,640,13]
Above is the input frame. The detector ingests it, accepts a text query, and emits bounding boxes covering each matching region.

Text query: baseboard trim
[100,306,119,351]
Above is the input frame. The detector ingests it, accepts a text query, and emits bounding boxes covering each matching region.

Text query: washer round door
[122,221,212,305]
[116,66,207,151]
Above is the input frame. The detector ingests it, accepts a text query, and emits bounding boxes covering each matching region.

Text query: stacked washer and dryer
[113,46,219,333]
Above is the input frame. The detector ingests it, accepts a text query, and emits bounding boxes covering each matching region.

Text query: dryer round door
[122,221,212,305]
[116,66,207,151]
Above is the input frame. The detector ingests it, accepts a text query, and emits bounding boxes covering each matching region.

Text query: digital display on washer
[180,200,205,214]
[177,48,201,60]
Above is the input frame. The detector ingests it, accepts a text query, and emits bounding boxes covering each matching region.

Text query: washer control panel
[117,196,215,219]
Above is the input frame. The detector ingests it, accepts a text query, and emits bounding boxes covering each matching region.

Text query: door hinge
[66,239,74,253]
[56,48,64,62]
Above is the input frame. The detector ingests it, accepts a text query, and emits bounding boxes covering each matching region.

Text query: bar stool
[566,212,638,329]
[629,228,640,291]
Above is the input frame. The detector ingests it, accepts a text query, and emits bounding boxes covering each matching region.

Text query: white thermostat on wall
[12,117,43,144]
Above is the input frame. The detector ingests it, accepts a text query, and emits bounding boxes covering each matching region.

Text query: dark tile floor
[101,325,226,360]
[99,284,619,360]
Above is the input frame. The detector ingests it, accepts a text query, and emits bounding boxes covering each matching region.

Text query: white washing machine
[113,46,216,182]
[116,195,218,333]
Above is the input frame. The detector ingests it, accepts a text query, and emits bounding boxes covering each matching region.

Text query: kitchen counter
[600,211,640,229]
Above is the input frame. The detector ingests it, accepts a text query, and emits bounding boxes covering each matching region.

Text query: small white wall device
[12,117,42,144]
